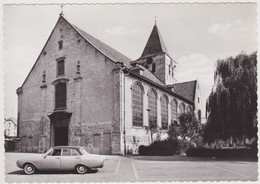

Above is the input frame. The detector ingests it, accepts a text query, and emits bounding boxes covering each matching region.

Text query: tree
[205,51,257,144]
[168,112,202,151]
[145,119,161,143]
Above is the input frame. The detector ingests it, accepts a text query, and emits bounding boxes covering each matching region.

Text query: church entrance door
[48,111,72,147]
[54,118,68,146]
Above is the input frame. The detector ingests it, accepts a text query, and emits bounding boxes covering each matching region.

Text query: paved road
[5,153,258,182]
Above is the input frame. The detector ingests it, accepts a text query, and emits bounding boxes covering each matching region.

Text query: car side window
[62,149,71,156]
[52,149,61,156]
[71,149,80,156]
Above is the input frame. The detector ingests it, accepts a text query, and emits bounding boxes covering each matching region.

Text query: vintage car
[17,146,105,175]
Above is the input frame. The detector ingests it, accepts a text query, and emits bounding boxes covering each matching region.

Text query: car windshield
[44,148,53,156]
[80,147,89,155]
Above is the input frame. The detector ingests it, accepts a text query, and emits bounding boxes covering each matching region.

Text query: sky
[3,3,257,119]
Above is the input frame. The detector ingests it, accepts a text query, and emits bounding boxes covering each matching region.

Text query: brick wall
[17,16,120,154]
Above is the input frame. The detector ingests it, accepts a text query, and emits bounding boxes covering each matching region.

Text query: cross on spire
[60,4,64,16]
[154,16,157,25]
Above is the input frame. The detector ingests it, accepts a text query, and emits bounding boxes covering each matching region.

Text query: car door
[42,148,61,170]
[60,148,81,170]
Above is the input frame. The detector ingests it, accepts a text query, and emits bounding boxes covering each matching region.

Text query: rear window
[79,147,89,155]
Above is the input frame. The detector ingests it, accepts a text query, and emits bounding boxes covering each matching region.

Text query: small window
[198,110,201,121]
[58,41,63,50]
[57,60,65,76]
[146,57,153,64]
[52,149,61,156]
[198,97,200,103]
[152,63,156,73]
[62,149,71,156]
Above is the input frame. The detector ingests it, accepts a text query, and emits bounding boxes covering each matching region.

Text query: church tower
[133,23,177,85]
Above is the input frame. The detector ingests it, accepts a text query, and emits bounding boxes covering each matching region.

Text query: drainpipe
[123,69,129,155]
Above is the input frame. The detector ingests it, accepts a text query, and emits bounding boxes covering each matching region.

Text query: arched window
[171,99,178,122]
[132,83,143,127]
[161,95,168,130]
[55,82,67,108]
[188,105,193,113]
[148,89,157,127]
[179,102,185,114]
[198,110,201,121]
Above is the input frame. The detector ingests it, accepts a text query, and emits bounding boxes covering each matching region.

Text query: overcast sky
[3,3,257,119]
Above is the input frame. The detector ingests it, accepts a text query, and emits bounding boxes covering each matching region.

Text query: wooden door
[102,133,111,155]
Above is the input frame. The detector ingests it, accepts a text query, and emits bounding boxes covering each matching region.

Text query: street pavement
[4,152,258,182]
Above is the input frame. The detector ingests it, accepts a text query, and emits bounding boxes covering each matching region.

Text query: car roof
[52,146,82,149]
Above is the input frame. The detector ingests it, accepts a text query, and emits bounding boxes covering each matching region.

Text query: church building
[16,14,201,154]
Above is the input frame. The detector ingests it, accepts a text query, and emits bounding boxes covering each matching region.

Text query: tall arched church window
[188,105,193,113]
[132,83,144,127]
[55,82,66,108]
[179,102,185,114]
[161,95,168,130]
[171,99,178,122]
[148,89,157,128]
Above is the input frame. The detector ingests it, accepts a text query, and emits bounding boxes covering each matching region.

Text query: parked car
[17,146,105,175]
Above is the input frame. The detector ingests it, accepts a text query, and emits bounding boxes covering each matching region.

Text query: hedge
[139,140,179,156]
[186,147,257,159]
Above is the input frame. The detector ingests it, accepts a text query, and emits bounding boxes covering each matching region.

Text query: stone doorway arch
[48,111,72,147]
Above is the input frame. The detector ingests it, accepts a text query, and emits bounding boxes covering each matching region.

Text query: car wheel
[24,163,36,175]
[76,165,88,174]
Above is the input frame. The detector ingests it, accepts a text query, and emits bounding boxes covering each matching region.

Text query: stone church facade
[16,14,201,155]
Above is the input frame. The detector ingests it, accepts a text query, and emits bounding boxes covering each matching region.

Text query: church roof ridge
[62,16,131,67]
[124,68,194,105]
[19,15,132,89]
[172,80,197,86]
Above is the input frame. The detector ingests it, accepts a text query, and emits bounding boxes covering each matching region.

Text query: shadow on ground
[130,155,258,162]
[7,169,99,175]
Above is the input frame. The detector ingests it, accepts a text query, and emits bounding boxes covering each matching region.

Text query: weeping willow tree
[204,52,257,144]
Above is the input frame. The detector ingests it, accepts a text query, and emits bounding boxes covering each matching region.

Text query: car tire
[24,163,36,175]
[76,165,89,174]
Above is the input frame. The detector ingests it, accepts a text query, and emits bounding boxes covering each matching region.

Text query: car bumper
[16,160,23,169]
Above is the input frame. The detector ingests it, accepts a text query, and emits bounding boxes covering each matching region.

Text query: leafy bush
[168,112,203,152]
[139,139,179,156]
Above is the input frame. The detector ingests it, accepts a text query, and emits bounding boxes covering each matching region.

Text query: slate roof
[170,80,197,102]
[139,24,170,59]
[70,22,132,68]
